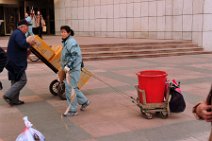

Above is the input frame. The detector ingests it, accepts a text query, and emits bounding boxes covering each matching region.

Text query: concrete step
[83,51,212,61]
[80,40,212,60]
[81,44,198,52]
[80,40,193,48]
[2,38,209,61]
[82,47,203,57]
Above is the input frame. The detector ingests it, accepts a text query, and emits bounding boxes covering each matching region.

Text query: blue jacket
[6,29,30,80]
[61,36,82,71]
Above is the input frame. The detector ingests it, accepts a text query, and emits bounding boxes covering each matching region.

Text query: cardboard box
[51,45,62,53]
[32,35,55,61]
[49,47,62,71]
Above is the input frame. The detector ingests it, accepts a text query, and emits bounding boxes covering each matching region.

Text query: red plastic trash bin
[136,70,167,103]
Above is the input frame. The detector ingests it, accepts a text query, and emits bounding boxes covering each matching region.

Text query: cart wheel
[142,111,153,119]
[49,79,60,96]
[159,111,168,119]
[57,82,66,100]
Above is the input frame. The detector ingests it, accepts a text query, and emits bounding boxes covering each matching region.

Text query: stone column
[203,0,212,50]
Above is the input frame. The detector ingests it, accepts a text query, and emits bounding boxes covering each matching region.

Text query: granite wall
[54,0,212,50]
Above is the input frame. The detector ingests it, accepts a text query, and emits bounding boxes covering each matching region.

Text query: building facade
[0,0,55,35]
[54,0,212,50]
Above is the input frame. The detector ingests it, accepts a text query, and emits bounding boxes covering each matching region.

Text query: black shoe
[0,81,3,90]
[3,95,13,106]
[63,111,78,117]
[12,100,25,105]
[80,101,90,111]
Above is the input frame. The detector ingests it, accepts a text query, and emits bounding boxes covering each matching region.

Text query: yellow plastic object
[57,68,93,89]
[78,68,93,89]
[51,45,62,53]
[32,35,55,60]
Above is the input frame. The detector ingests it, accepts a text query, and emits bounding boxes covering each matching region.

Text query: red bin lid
[137,70,167,77]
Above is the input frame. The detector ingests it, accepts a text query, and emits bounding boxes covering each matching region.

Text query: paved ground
[0,36,211,141]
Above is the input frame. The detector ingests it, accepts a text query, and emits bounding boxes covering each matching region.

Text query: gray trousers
[5,72,27,102]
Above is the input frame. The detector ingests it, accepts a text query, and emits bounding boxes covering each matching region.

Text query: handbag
[169,80,186,113]
[42,26,47,32]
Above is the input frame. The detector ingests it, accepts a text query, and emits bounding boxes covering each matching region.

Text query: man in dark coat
[3,19,35,106]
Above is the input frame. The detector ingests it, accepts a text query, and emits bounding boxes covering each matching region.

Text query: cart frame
[30,39,92,100]
[135,84,170,119]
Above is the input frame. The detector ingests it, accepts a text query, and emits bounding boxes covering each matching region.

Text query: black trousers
[33,27,42,38]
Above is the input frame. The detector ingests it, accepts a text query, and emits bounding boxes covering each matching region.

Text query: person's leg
[64,80,71,104]
[71,71,89,105]
[35,27,39,36]
[4,72,27,103]
[29,26,34,35]
[32,28,36,35]
[11,80,20,103]
[75,88,88,105]
[64,78,78,113]
[38,26,42,38]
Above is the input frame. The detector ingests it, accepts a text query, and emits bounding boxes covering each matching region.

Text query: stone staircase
[81,40,212,61]
[2,38,212,61]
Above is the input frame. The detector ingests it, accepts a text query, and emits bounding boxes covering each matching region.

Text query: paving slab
[0,36,212,141]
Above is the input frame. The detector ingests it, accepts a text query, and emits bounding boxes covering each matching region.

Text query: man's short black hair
[60,25,74,36]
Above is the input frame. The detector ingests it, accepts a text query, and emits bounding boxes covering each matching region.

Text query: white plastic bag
[16,116,45,141]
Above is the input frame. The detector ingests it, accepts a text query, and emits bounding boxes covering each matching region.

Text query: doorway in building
[24,0,55,34]
[0,5,4,35]
[4,6,19,35]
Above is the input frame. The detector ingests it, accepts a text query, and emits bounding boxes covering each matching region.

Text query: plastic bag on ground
[16,116,45,141]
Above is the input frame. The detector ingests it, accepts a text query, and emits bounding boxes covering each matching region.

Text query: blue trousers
[65,70,88,112]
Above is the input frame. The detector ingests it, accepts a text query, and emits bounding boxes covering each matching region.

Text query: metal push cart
[30,35,92,100]
[134,84,170,119]
[134,70,170,119]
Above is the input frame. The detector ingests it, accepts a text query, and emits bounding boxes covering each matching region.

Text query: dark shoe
[12,100,25,105]
[63,111,78,117]
[0,81,3,90]
[80,101,90,111]
[3,95,13,106]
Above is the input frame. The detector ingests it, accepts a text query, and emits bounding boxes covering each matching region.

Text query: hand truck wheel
[49,79,66,100]
[57,82,66,100]
[49,79,60,96]
[141,110,153,119]
[159,110,168,119]
[144,112,153,119]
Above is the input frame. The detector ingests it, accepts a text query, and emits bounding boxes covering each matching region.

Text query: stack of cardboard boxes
[31,35,93,89]
[32,35,62,71]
